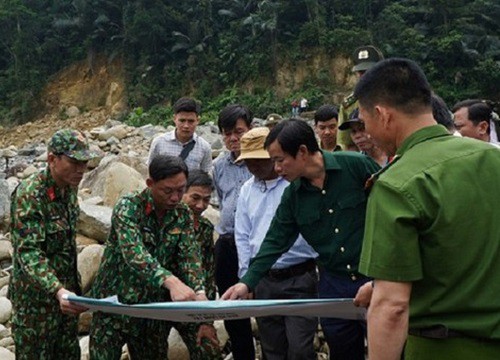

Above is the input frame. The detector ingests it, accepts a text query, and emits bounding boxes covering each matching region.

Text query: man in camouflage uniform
[172,169,221,359]
[9,129,98,359]
[90,155,216,360]
[337,45,384,151]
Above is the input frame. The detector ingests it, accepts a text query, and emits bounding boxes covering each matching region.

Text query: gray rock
[0,286,8,298]
[79,335,90,360]
[0,346,14,360]
[80,157,146,206]
[0,324,10,339]
[0,241,12,262]
[77,244,104,294]
[0,297,12,324]
[19,165,37,179]
[0,181,10,228]
[65,106,80,118]
[0,337,13,347]
[99,125,128,141]
[77,203,112,243]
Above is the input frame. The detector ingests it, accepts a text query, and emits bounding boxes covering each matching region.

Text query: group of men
[8,46,500,360]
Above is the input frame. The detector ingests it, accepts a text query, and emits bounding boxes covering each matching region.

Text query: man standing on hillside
[9,129,97,359]
[148,97,212,172]
[314,104,342,152]
[355,58,500,359]
[338,45,384,151]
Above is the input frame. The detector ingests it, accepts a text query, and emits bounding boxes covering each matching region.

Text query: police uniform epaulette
[364,155,401,191]
[342,93,357,108]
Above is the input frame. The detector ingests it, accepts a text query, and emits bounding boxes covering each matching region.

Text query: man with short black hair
[223,119,380,360]
[452,99,499,145]
[354,58,500,359]
[235,127,319,360]
[148,97,212,172]
[314,104,342,152]
[90,155,209,359]
[213,104,255,360]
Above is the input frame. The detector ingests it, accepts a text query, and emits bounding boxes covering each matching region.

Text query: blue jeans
[318,271,370,360]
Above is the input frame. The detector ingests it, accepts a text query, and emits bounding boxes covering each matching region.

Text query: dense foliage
[0,0,499,125]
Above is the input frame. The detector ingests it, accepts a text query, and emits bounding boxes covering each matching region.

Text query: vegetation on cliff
[0,0,499,126]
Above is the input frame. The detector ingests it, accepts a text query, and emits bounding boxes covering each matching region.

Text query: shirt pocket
[45,218,70,255]
[337,192,367,227]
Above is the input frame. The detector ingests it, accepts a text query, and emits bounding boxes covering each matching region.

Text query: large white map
[68,295,366,323]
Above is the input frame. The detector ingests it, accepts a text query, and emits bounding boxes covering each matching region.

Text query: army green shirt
[10,168,80,318]
[92,188,204,304]
[197,216,217,300]
[241,151,380,290]
[360,125,500,339]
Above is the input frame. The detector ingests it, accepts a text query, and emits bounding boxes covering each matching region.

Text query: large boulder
[77,203,112,243]
[0,347,14,360]
[80,157,146,207]
[77,244,105,294]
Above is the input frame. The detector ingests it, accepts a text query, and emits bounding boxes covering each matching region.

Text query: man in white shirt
[148,97,212,172]
[235,127,318,360]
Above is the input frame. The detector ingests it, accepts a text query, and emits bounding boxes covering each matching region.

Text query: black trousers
[215,234,255,360]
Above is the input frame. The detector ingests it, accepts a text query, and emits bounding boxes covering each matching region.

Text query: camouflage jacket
[337,93,358,150]
[9,168,81,317]
[91,188,204,304]
[197,216,217,300]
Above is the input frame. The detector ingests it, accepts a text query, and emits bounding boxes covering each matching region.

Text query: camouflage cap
[48,129,98,161]
[352,46,384,72]
[339,108,363,131]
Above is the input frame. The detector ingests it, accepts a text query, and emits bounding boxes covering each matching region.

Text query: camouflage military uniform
[174,215,221,360]
[89,188,205,360]
[9,167,81,360]
[337,93,358,151]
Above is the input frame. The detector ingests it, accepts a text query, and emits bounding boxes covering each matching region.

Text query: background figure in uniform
[212,104,255,360]
[338,45,384,151]
[174,169,221,359]
[90,155,209,360]
[338,108,388,166]
[235,127,319,360]
[9,129,97,359]
[148,97,213,172]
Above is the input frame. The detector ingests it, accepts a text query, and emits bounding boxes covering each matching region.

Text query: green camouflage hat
[48,129,98,161]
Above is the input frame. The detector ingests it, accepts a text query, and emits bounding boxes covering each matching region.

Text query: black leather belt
[409,325,464,339]
[266,259,316,280]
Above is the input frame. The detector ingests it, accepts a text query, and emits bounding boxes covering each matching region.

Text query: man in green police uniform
[355,58,500,360]
[222,119,380,360]
[338,45,384,151]
[90,155,214,360]
[10,129,98,359]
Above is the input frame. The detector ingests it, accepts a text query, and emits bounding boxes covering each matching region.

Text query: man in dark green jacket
[223,119,380,360]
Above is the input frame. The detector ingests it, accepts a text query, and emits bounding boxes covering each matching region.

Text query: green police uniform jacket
[10,168,81,321]
[92,188,204,304]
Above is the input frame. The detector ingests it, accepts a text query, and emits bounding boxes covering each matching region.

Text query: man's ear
[478,120,489,135]
[297,144,309,158]
[374,105,393,129]
[146,178,154,188]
